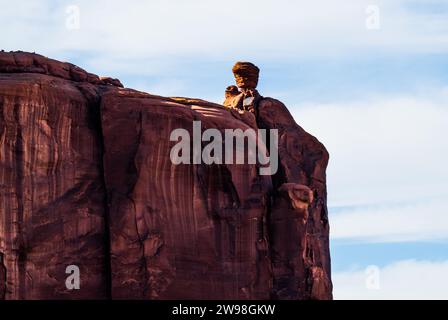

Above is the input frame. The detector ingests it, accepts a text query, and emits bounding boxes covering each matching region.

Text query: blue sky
[1,0,448,299]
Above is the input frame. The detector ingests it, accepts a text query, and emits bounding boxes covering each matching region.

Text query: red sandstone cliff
[0,51,331,300]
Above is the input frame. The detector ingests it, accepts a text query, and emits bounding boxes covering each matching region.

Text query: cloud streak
[333,259,448,299]
[292,89,448,242]
[330,199,448,242]
[2,0,448,61]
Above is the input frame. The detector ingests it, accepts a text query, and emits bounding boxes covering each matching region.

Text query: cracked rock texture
[0,52,332,300]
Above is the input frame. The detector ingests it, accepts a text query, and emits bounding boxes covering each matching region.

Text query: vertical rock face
[0,52,331,300]
[257,98,332,300]
[0,72,109,299]
[101,92,274,299]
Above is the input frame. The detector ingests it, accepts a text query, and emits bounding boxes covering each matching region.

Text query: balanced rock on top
[224,61,262,113]
[232,61,260,89]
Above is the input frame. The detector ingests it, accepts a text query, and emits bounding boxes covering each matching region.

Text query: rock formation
[0,51,332,300]
[224,62,262,113]
[232,62,260,89]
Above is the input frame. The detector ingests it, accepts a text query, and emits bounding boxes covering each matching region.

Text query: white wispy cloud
[1,0,448,62]
[292,89,448,242]
[333,259,448,299]
[330,199,448,242]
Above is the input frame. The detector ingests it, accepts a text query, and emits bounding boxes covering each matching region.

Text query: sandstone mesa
[0,51,331,300]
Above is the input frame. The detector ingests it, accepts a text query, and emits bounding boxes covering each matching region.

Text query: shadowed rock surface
[0,51,332,300]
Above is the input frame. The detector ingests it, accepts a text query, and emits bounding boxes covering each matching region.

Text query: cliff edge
[0,51,331,300]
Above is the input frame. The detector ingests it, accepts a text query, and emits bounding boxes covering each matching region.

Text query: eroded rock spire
[224,61,262,113]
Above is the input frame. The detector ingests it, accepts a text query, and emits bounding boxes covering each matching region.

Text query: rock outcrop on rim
[0,51,332,300]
